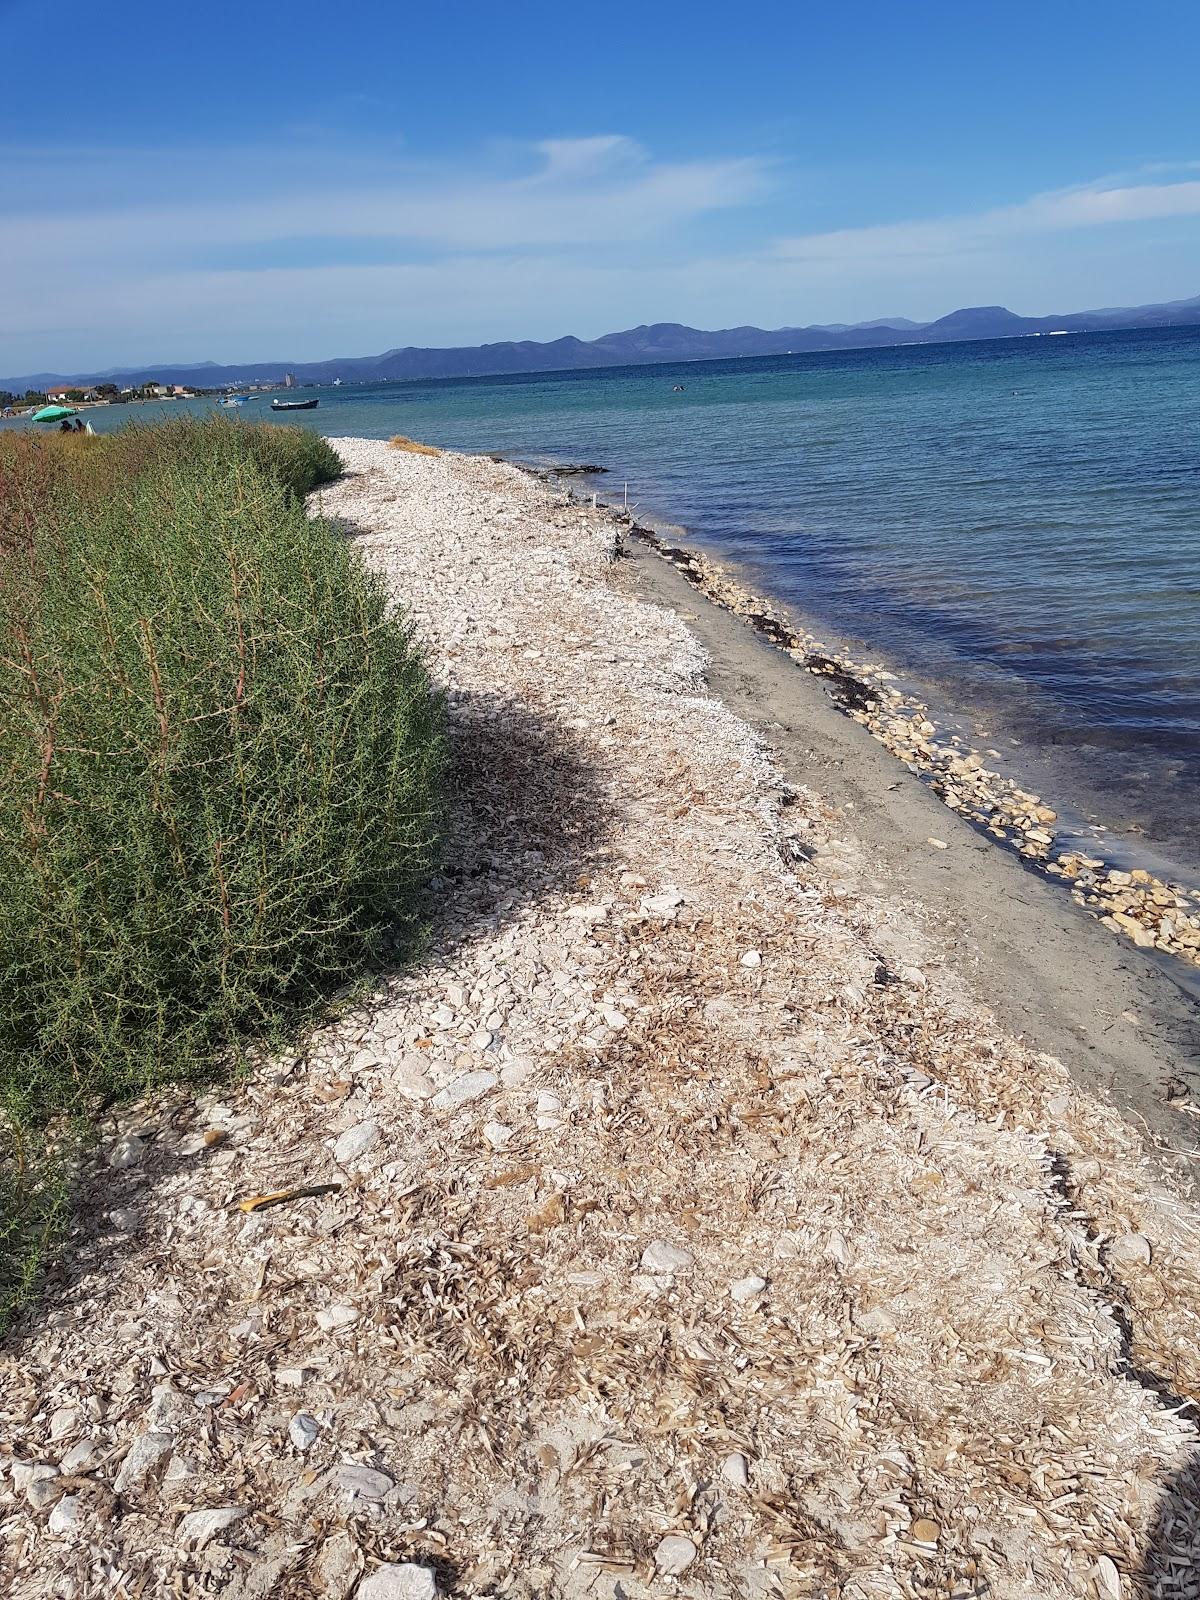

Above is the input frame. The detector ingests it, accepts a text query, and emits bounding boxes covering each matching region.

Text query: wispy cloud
[774,169,1200,264]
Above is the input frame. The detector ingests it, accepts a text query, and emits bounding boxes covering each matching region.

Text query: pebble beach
[3,438,1200,1599]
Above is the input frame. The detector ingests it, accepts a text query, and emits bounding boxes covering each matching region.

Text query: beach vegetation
[0,417,444,1331]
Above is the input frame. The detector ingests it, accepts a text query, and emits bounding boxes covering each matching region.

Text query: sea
[7,324,1200,879]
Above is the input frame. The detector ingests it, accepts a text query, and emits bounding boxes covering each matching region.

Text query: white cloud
[774,172,1200,264]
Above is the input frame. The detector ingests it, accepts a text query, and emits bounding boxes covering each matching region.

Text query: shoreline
[535,465,1200,988]
[4,437,1200,1598]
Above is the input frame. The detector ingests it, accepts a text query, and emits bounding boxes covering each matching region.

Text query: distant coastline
[6,287,1200,394]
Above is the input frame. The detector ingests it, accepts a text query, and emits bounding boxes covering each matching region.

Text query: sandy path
[2,440,1198,1600]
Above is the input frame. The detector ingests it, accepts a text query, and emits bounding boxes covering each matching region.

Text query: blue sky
[3,0,1200,373]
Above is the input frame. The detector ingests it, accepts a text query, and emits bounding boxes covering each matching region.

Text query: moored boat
[270,397,319,411]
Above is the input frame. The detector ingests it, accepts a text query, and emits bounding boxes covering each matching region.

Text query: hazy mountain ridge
[7,294,1200,392]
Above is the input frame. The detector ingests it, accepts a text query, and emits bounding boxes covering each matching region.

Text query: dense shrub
[0,420,442,1132]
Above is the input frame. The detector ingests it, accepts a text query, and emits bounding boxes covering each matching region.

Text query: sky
[3,0,1200,375]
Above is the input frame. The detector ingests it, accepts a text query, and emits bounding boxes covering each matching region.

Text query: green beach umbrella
[31,405,79,422]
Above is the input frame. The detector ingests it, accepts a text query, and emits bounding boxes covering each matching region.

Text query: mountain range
[7,293,1200,393]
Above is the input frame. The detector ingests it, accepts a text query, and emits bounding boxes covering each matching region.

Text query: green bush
[0,420,442,1142]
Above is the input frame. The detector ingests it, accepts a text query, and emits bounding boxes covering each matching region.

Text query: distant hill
[7,293,1200,394]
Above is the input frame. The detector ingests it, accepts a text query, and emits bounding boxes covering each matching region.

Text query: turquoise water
[7,326,1200,868]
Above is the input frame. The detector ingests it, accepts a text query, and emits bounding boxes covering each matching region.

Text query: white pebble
[333,1119,379,1165]
[289,1413,321,1451]
[654,1534,697,1576]
[316,1304,359,1332]
[641,1240,694,1275]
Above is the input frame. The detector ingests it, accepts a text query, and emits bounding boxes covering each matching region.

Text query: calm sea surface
[8,326,1200,872]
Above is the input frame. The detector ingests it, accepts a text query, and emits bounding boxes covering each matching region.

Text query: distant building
[283,371,296,389]
[46,382,100,402]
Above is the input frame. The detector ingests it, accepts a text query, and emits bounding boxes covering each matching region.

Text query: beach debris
[387,436,441,456]
[5,439,1200,1600]
[629,521,1200,966]
[237,1183,342,1213]
[729,1274,767,1302]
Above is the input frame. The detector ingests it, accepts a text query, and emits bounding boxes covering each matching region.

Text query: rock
[48,1406,80,1441]
[566,904,608,923]
[334,1463,394,1501]
[106,1135,145,1169]
[740,950,762,968]
[289,1413,321,1451]
[275,1366,312,1387]
[926,837,948,850]
[826,1231,853,1267]
[471,1029,494,1051]
[500,1056,534,1088]
[654,1534,698,1576]
[729,1275,767,1303]
[483,1121,514,1149]
[114,1430,173,1492]
[394,1057,435,1100]
[12,1461,57,1493]
[1095,1554,1123,1599]
[314,1531,362,1599]
[641,1240,694,1275]
[316,1304,360,1332]
[176,1506,249,1547]
[431,1070,497,1110]
[1109,1232,1152,1267]
[60,1439,97,1473]
[721,1453,750,1489]
[27,1476,65,1511]
[357,1564,439,1600]
[107,1207,140,1231]
[48,1494,82,1535]
[602,1007,628,1029]
[640,888,685,918]
[334,1119,379,1165]
[911,1518,940,1545]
